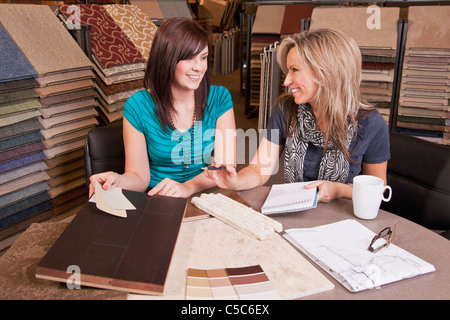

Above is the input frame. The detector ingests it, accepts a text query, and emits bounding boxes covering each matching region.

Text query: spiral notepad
[261,182,318,215]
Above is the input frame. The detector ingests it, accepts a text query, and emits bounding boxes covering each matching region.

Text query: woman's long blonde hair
[277,28,373,160]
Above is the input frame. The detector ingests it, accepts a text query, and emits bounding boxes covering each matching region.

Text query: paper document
[284,219,435,292]
[92,181,136,218]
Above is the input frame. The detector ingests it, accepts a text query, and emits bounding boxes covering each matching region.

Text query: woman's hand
[147,178,193,198]
[304,180,352,202]
[88,171,120,198]
[205,164,238,190]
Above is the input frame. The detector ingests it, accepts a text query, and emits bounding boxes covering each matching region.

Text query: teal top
[123,85,233,188]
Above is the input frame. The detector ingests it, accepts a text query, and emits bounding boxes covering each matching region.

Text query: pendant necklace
[169,107,197,182]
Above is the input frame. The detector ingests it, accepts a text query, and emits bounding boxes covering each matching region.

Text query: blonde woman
[209,28,390,203]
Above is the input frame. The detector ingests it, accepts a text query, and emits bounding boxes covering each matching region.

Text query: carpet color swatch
[0,24,37,82]
[186,265,281,300]
[0,4,92,76]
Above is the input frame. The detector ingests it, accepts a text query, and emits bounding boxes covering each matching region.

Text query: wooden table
[238,186,450,300]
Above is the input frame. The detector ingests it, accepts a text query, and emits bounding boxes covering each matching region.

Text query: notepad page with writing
[261,182,318,215]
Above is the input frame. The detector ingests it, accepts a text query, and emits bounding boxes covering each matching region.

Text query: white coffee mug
[352,175,392,220]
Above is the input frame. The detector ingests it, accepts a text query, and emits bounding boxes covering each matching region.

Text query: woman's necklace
[169,107,197,182]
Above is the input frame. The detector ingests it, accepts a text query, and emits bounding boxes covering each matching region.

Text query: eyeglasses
[368,222,397,253]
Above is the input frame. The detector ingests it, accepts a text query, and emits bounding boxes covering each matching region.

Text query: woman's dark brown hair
[143,17,211,130]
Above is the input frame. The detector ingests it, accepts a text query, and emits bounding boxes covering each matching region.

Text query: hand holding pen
[203,164,238,189]
[201,165,227,171]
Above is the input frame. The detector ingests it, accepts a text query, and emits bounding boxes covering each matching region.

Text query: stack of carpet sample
[0,4,97,240]
[0,19,48,240]
[397,6,450,145]
[58,4,158,125]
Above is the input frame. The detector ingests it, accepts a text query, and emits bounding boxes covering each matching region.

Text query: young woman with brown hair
[89,17,236,198]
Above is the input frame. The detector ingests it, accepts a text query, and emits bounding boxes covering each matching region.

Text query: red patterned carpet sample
[59,4,145,69]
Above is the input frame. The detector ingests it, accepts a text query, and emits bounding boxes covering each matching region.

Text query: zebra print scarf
[284,103,354,183]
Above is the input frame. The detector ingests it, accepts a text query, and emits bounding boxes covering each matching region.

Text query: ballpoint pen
[201,165,227,171]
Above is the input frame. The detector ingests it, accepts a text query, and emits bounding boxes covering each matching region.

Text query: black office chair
[83,121,125,186]
[380,132,450,240]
